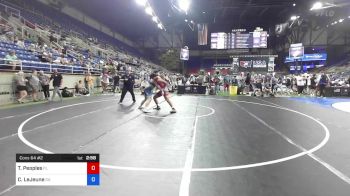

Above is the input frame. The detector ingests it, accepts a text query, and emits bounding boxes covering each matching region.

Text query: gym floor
[0,94,350,196]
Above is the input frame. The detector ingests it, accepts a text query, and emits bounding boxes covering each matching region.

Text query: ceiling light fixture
[310,2,336,11]
[310,2,323,10]
[136,1,165,31]
[152,16,158,22]
[135,0,147,6]
[145,6,153,15]
[178,0,190,13]
[290,15,300,21]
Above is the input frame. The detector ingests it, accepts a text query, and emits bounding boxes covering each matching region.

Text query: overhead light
[293,3,296,6]
[339,19,344,23]
[290,15,300,21]
[202,11,206,14]
[348,16,350,19]
[152,16,158,22]
[184,19,188,22]
[310,2,323,10]
[190,20,194,24]
[310,2,336,11]
[137,0,165,31]
[135,0,147,6]
[145,6,153,15]
[178,0,190,13]
[334,21,338,24]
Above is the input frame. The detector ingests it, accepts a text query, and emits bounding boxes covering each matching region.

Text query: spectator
[75,80,88,95]
[49,33,56,44]
[310,74,317,96]
[101,72,110,94]
[112,73,120,93]
[28,70,40,102]
[38,70,50,100]
[214,72,221,95]
[53,54,68,64]
[244,73,251,94]
[83,72,89,89]
[196,74,204,86]
[26,43,33,52]
[5,50,20,70]
[16,38,25,48]
[255,74,263,93]
[39,50,52,63]
[15,71,28,103]
[223,74,230,92]
[271,74,278,94]
[50,68,63,101]
[189,74,196,85]
[231,75,238,86]
[305,75,311,94]
[286,76,292,89]
[296,75,305,95]
[38,36,44,47]
[318,73,328,97]
[85,73,94,95]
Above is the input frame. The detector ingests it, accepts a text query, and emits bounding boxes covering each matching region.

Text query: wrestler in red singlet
[152,74,176,113]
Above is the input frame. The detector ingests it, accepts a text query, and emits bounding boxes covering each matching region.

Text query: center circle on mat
[17,98,330,172]
[142,104,215,119]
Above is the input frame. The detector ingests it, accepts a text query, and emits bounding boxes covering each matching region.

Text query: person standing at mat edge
[119,70,136,104]
[50,68,63,101]
[39,70,50,100]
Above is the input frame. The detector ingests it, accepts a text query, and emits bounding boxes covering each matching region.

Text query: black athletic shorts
[17,85,27,91]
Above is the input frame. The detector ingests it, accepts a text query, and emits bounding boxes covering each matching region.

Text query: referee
[119,70,136,104]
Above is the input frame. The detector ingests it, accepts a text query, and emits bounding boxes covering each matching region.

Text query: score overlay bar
[16,154,100,186]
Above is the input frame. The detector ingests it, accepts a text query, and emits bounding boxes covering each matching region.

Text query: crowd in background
[11,62,179,104]
[178,71,350,97]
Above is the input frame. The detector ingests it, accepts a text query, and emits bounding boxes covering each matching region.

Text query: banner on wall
[285,53,327,63]
[197,24,208,45]
[289,43,304,59]
[238,57,272,72]
[268,57,275,72]
[232,58,239,73]
[180,48,189,61]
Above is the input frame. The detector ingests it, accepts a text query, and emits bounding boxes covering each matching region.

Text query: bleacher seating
[9,0,142,57]
[0,41,40,61]
[0,0,172,77]
[0,40,101,74]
